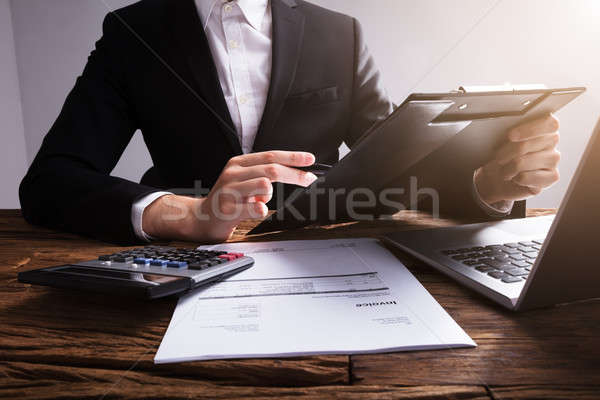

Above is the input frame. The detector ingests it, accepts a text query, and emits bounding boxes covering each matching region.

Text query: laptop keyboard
[440,240,544,283]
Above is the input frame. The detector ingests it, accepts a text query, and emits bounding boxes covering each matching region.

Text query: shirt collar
[195,0,269,31]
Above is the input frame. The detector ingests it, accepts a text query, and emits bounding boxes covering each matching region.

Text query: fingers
[496,132,559,165]
[500,182,542,201]
[476,114,561,204]
[500,149,561,180]
[211,200,269,221]
[219,151,318,188]
[238,201,269,220]
[512,169,560,188]
[210,178,272,221]
[229,150,316,168]
[508,114,560,142]
[231,163,317,187]
[250,194,272,203]
[222,177,274,202]
[199,152,313,239]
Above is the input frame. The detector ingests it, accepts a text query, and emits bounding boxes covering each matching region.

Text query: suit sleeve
[344,18,395,147]
[343,18,526,220]
[19,13,159,244]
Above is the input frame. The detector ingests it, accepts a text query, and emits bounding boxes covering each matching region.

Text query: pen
[296,163,332,176]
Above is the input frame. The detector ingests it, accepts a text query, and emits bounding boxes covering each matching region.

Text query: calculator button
[94,246,241,271]
[112,256,133,263]
[189,262,211,270]
[167,261,187,269]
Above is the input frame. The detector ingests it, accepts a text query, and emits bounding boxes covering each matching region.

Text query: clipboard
[401,85,585,169]
[249,85,585,235]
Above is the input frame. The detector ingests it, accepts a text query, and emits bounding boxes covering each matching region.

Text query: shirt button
[223,4,232,12]
[239,95,248,105]
[228,39,239,49]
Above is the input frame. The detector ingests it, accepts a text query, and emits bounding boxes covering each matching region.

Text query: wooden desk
[1,209,599,399]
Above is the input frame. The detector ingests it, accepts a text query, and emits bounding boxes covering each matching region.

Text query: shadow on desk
[2,285,348,387]
[4,288,173,329]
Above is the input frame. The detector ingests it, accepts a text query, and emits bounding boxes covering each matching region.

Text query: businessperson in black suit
[19,0,561,244]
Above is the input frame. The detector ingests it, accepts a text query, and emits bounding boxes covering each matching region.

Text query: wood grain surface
[1,209,599,399]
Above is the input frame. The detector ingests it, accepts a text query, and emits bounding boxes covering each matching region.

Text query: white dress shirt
[131,0,272,241]
[130,0,511,241]
[198,0,272,154]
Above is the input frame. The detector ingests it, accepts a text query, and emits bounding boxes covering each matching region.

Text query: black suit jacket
[19,0,524,245]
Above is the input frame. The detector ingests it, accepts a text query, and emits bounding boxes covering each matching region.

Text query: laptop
[382,117,600,311]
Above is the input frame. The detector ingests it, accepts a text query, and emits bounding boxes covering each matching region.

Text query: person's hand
[142,151,318,243]
[474,114,561,205]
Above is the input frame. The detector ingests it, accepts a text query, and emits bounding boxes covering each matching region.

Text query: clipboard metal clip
[458,84,548,93]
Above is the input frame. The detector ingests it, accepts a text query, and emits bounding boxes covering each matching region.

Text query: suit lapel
[168,0,242,154]
[253,0,305,151]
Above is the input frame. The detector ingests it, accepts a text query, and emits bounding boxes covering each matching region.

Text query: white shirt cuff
[472,172,514,217]
[131,191,172,242]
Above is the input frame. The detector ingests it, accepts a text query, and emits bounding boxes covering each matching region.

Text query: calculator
[18,245,254,299]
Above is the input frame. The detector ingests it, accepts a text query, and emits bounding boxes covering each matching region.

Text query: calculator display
[51,266,185,285]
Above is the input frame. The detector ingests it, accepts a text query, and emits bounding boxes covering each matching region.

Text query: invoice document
[154,238,475,363]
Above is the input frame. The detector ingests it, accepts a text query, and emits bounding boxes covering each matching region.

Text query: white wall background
[0,0,27,208]
[10,0,153,185]
[3,0,600,209]
[323,0,600,208]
